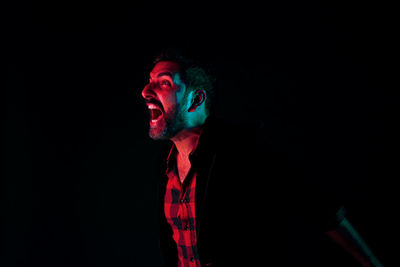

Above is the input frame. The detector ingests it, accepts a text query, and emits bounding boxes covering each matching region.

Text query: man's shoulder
[208,117,267,144]
[204,117,295,183]
[209,117,283,159]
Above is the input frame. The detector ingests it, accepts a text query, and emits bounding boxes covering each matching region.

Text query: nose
[141,83,156,100]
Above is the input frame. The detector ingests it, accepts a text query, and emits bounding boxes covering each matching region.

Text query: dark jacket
[158,116,344,267]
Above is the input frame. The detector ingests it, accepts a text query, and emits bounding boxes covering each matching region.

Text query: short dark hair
[153,48,216,115]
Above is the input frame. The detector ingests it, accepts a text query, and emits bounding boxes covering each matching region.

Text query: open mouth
[147,103,163,123]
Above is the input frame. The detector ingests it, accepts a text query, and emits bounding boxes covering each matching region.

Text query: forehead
[150,61,182,79]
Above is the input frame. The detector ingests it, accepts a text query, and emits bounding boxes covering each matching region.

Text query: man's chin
[149,131,168,140]
[147,115,180,140]
[148,121,168,140]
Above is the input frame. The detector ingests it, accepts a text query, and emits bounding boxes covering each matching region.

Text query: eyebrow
[156,72,173,78]
[149,71,174,82]
[149,72,173,81]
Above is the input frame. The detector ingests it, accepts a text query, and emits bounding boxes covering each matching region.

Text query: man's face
[141,61,188,140]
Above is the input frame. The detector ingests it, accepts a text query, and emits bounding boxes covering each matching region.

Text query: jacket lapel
[192,116,219,238]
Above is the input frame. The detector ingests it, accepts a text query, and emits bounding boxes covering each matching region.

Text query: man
[141,50,383,266]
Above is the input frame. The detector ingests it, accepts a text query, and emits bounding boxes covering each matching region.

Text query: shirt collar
[165,116,218,173]
[165,144,177,174]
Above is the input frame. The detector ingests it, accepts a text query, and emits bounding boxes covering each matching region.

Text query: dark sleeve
[252,122,346,233]
[283,157,347,232]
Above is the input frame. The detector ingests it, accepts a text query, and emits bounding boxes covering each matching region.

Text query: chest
[177,157,191,183]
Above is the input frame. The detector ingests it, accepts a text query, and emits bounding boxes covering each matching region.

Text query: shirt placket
[180,184,198,266]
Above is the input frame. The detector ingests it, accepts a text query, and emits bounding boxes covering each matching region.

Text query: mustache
[144,99,164,112]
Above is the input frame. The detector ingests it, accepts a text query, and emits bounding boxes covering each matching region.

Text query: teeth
[147,104,160,110]
[147,103,163,123]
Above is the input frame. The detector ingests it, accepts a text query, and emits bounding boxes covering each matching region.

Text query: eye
[160,80,171,87]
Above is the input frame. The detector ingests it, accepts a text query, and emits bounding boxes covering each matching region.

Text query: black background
[4,1,397,266]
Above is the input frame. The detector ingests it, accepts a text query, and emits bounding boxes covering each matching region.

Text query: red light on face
[142,61,184,140]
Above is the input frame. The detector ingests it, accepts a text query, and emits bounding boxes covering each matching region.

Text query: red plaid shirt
[164,146,201,267]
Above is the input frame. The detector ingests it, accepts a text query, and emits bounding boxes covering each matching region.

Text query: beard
[149,104,186,140]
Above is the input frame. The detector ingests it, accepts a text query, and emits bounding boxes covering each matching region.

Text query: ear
[188,89,207,112]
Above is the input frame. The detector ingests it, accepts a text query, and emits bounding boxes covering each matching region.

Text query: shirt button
[184,225,189,230]
[190,257,195,262]
[180,199,185,203]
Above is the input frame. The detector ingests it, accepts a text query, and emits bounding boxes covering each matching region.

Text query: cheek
[159,84,185,114]
[175,86,188,109]
[160,92,178,114]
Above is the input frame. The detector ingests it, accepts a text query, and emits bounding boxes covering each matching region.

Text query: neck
[171,126,203,160]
